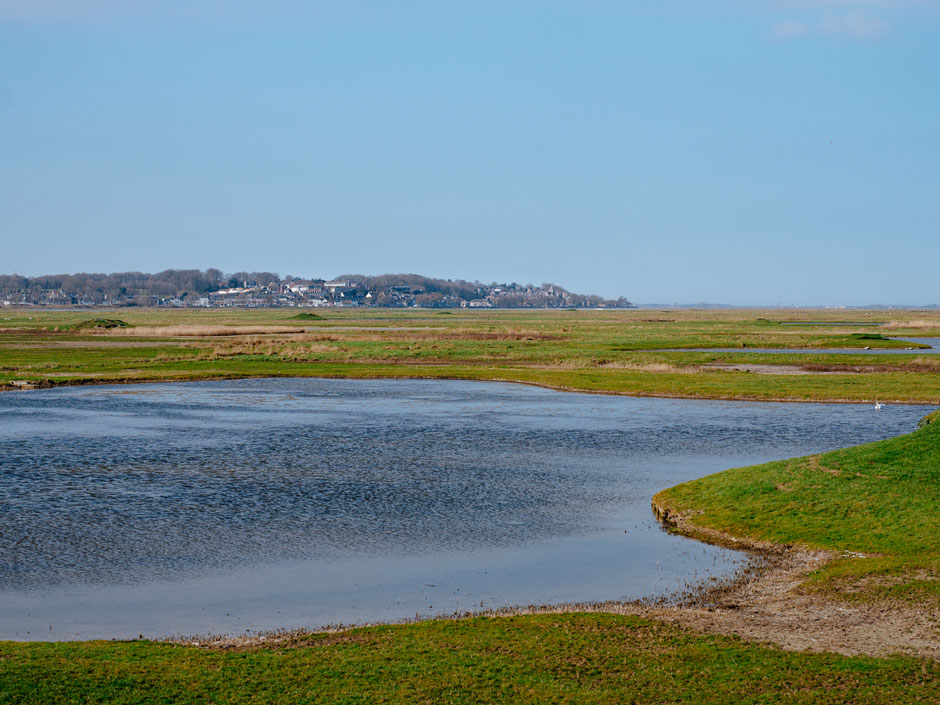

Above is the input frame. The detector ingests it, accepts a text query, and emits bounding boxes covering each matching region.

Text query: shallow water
[654,337,940,354]
[0,379,929,640]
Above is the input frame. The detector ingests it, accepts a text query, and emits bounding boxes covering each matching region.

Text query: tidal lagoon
[0,379,927,640]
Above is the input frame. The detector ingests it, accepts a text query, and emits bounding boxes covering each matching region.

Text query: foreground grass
[2,614,937,705]
[2,308,939,403]
[655,412,940,606]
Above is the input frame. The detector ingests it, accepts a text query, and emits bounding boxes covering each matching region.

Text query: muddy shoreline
[165,499,938,660]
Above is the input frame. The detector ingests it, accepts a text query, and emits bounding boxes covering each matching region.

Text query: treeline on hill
[0,269,631,308]
[335,273,482,301]
[0,270,277,303]
[335,273,631,308]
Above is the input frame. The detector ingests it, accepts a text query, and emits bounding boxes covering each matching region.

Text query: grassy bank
[2,614,937,704]
[654,412,940,607]
[2,308,939,403]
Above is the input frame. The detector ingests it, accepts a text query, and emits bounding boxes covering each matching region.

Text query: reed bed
[883,319,940,330]
[101,325,307,337]
[202,342,341,359]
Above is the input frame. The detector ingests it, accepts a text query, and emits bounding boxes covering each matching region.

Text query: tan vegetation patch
[597,361,699,373]
[510,360,699,374]
[203,341,340,359]
[102,325,307,337]
[884,319,940,330]
[346,328,562,342]
[802,455,840,476]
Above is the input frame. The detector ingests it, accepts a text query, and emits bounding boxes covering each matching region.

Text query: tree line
[0,269,631,307]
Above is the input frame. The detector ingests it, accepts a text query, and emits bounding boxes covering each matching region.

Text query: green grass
[655,412,940,605]
[2,308,938,403]
[2,614,937,704]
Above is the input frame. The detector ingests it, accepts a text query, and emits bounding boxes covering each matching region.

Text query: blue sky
[1,1,938,304]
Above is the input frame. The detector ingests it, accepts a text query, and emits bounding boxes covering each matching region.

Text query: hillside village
[0,271,632,309]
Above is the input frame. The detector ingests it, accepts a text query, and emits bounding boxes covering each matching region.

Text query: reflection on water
[0,379,928,640]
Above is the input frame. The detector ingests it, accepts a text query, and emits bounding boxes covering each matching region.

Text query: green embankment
[655,412,940,605]
[1,615,936,705]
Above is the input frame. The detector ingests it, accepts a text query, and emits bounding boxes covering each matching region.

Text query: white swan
[874,402,885,410]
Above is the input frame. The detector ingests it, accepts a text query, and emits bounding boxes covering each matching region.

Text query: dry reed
[100,325,307,337]
[883,320,940,330]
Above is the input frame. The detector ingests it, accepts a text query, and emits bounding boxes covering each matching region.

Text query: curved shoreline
[167,432,940,660]
[4,371,939,406]
[4,379,936,658]
[647,497,939,660]
[170,499,936,661]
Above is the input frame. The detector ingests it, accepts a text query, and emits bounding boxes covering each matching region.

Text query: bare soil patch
[706,361,940,375]
[646,502,939,659]
[646,549,938,659]
[705,363,858,375]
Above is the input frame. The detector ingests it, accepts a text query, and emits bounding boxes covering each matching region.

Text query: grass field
[2,307,939,403]
[654,411,940,607]
[1,614,937,705]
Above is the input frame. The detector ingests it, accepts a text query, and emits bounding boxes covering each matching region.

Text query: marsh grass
[654,412,940,606]
[103,325,307,337]
[884,319,940,330]
[2,308,939,402]
[1,614,936,704]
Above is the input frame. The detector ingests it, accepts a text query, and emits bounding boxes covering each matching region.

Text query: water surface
[0,379,928,640]
[653,337,939,354]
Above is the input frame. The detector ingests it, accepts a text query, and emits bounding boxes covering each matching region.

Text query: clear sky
[1,1,938,305]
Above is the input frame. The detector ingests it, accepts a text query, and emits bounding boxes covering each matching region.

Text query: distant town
[0,270,633,309]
